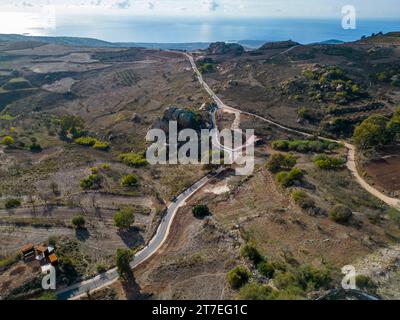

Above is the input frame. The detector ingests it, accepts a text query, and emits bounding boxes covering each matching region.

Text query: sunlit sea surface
[2,13,400,44]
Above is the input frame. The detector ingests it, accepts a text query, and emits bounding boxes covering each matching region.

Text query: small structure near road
[20,243,59,267]
[21,243,35,261]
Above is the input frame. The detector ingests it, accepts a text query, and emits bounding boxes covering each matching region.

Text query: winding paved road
[56,47,400,300]
[185,52,400,211]
[57,171,219,299]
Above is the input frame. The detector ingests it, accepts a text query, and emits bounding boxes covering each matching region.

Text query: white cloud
[0,0,399,18]
[203,0,219,12]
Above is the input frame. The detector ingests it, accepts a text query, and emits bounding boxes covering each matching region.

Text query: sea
[44,16,400,44]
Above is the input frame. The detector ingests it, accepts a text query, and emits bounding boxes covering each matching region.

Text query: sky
[0,0,399,41]
[0,0,399,19]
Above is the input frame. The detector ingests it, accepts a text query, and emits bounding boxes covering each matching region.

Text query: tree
[227,266,251,290]
[116,248,133,280]
[329,204,353,223]
[292,190,315,209]
[387,107,400,139]
[114,207,135,230]
[72,215,86,229]
[192,204,211,219]
[120,174,139,188]
[5,198,21,209]
[266,153,297,173]
[240,242,263,265]
[353,115,392,150]
[59,115,85,139]
[1,135,14,147]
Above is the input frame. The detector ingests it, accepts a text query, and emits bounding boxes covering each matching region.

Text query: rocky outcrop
[153,107,209,132]
[207,42,244,56]
[259,40,300,50]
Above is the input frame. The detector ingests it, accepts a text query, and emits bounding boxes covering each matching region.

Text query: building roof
[36,244,48,253]
[21,243,34,254]
[49,253,58,264]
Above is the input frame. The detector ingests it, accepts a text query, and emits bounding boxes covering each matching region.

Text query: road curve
[57,172,218,300]
[185,52,400,211]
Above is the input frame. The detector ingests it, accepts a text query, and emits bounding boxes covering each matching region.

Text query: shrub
[114,207,135,230]
[102,163,111,170]
[388,208,400,228]
[329,204,353,223]
[271,139,338,153]
[276,168,304,188]
[353,114,393,150]
[240,243,263,265]
[292,190,315,209]
[266,153,297,173]
[313,154,345,170]
[38,292,57,300]
[74,137,97,146]
[93,141,110,151]
[238,282,275,300]
[257,261,275,278]
[116,248,133,280]
[118,152,147,167]
[80,174,101,190]
[271,140,289,151]
[120,174,139,188]
[59,115,85,139]
[72,215,86,229]
[29,143,42,153]
[5,198,21,209]
[75,137,110,151]
[1,135,14,147]
[192,204,211,219]
[227,266,251,290]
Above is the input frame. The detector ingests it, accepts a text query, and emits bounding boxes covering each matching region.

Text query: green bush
[29,143,42,153]
[72,215,86,229]
[75,137,110,151]
[75,136,97,146]
[292,190,315,209]
[5,198,21,209]
[114,207,135,230]
[271,139,338,153]
[276,168,304,188]
[116,248,133,280]
[240,243,263,265]
[313,154,345,170]
[38,292,57,300]
[227,266,251,290]
[192,204,211,219]
[93,141,110,151]
[257,261,275,278]
[118,152,147,167]
[80,174,101,190]
[266,153,297,173]
[329,204,353,223]
[238,282,275,300]
[120,174,139,188]
[353,114,393,150]
[1,135,14,147]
